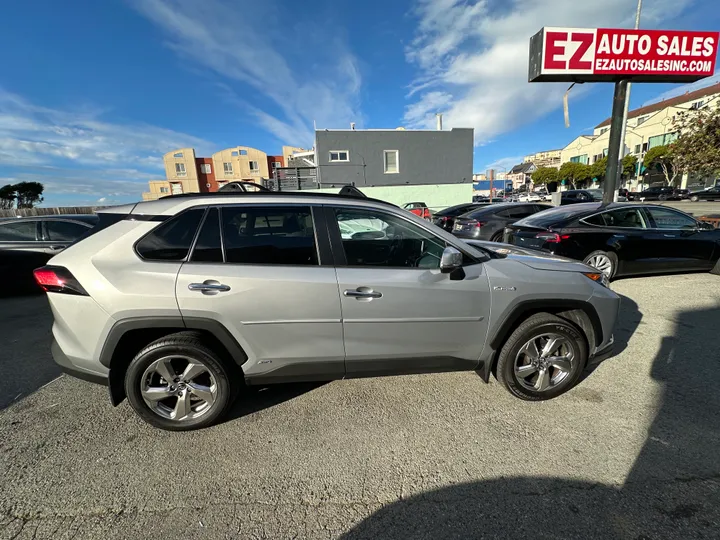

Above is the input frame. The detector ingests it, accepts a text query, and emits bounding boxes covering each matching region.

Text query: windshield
[515,205,593,228]
[586,189,603,200]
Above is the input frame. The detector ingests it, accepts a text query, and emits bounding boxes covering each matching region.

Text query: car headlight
[583,272,610,288]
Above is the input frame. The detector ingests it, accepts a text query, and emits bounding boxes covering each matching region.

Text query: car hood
[463,239,595,273]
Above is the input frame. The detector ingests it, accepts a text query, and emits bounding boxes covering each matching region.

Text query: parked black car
[0,215,98,292]
[560,189,604,205]
[626,186,678,201]
[689,186,720,202]
[433,202,488,231]
[452,203,552,241]
[503,203,720,279]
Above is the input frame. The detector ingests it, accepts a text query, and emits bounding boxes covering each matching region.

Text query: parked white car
[516,193,542,202]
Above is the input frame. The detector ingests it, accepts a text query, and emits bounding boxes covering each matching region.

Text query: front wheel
[125,332,237,431]
[583,250,618,279]
[496,313,588,401]
[690,195,700,202]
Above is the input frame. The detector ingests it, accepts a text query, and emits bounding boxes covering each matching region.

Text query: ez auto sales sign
[529,28,719,83]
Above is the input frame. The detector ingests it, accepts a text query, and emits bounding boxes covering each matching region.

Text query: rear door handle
[344,287,382,299]
[189,281,231,292]
[663,234,677,238]
[48,245,67,251]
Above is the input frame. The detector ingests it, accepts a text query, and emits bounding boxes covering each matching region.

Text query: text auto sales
[596,58,713,72]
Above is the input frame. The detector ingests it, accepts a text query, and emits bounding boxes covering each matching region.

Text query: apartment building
[523,149,562,169]
[560,82,720,186]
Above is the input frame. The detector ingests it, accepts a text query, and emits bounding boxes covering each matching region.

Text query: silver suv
[36,191,620,431]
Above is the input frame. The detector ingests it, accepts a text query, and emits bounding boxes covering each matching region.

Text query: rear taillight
[474,221,487,228]
[534,232,571,243]
[33,266,88,296]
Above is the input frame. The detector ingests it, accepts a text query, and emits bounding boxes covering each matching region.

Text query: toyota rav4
[36,191,620,431]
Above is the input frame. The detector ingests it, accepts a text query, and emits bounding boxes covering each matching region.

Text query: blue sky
[0,0,718,206]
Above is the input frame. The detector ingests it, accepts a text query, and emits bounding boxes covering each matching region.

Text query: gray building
[314,128,473,187]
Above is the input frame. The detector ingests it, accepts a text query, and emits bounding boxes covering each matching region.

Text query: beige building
[212,146,269,183]
[523,149,562,169]
[143,148,202,200]
[560,82,720,187]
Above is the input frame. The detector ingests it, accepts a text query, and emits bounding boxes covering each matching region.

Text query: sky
[0,0,719,206]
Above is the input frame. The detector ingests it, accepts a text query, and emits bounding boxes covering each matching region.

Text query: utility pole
[616,0,644,186]
[603,81,629,205]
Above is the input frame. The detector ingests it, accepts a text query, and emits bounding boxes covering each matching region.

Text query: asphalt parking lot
[1,273,720,539]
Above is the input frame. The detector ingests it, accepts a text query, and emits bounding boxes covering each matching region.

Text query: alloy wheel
[140,355,217,421]
[514,333,575,392]
[586,254,613,277]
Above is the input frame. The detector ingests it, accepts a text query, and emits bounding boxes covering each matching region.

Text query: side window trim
[187,207,214,262]
[580,207,648,229]
[0,220,40,242]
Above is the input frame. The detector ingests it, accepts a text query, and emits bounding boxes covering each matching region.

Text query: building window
[691,100,704,110]
[200,163,211,174]
[384,150,399,174]
[223,162,233,175]
[570,155,588,165]
[231,151,239,157]
[175,163,186,176]
[173,152,184,158]
[272,161,282,168]
[240,150,248,156]
[634,144,641,154]
[648,132,678,149]
[603,148,608,157]
[159,187,169,193]
[249,161,259,172]
[600,128,609,135]
[636,115,648,126]
[642,142,648,152]
[329,150,349,162]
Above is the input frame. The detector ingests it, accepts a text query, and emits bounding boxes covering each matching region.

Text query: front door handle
[189,281,231,293]
[344,287,383,299]
[663,234,677,238]
[48,245,67,251]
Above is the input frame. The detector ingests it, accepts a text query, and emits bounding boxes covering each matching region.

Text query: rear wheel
[496,313,587,401]
[690,195,700,202]
[583,250,618,279]
[490,231,504,242]
[125,332,237,431]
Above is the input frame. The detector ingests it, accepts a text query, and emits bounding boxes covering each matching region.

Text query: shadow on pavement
[341,303,720,539]
[222,381,328,424]
[0,293,59,411]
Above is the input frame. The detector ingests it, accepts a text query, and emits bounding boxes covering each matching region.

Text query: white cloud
[0,88,213,169]
[643,71,720,106]
[405,0,696,145]
[483,155,525,172]
[130,0,363,146]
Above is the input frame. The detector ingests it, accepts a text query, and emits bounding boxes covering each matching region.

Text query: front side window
[497,206,536,219]
[175,163,186,176]
[384,150,399,174]
[334,208,445,269]
[329,150,349,162]
[646,207,697,230]
[584,208,647,229]
[223,162,233,174]
[135,208,205,261]
[221,206,317,265]
[0,220,37,241]
[45,221,89,242]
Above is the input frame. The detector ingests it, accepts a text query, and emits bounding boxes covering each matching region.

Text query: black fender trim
[99,316,247,369]
[489,299,603,352]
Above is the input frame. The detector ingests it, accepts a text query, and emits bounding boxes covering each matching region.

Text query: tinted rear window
[515,206,594,228]
[135,208,205,261]
[436,204,478,217]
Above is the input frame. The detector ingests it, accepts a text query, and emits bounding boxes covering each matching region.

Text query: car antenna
[338,185,367,199]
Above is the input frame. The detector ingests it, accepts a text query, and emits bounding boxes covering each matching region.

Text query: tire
[658,194,668,201]
[125,332,237,431]
[690,195,699,202]
[496,313,588,401]
[490,231,504,242]
[583,250,618,279]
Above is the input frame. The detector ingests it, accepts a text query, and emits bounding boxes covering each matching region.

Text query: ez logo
[543,29,596,72]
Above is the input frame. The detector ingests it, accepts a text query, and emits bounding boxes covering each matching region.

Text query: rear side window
[45,221,90,242]
[497,206,536,219]
[0,220,37,241]
[584,208,647,228]
[221,206,318,265]
[135,208,205,261]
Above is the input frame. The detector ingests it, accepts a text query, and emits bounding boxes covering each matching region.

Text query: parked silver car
[36,191,620,430]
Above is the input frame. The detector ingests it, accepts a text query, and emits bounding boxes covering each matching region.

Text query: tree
[672,105,720,180]
[0,184,16,209]
[559,162,591,189]
[622,155,638,179]
[590,157,608,182]
[13,182,44,209]
[531,167,559,186]
[643,145,680,186]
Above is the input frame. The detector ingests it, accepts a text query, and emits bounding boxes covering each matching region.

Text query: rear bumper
[52,339,108,386]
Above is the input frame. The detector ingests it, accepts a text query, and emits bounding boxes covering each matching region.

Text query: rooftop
[595,82,720,128]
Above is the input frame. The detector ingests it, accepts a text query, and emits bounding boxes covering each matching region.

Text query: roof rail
[156,187,394,206]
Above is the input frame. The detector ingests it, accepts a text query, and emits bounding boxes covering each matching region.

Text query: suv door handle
[48,245,67,251]
[189,282,231,292]
[344,287,382,299]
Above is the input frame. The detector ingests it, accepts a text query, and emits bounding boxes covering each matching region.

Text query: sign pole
[603,80,628,206]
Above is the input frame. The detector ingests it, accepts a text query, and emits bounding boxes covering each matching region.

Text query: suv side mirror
[440,246,463,274]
